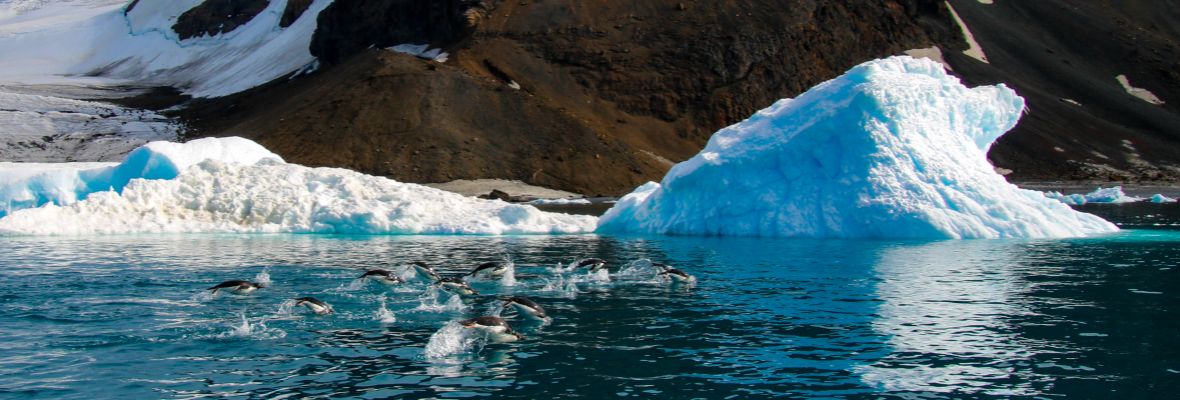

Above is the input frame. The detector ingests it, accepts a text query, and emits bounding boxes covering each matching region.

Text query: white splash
[374,296,396,324]
[253,267,272,287]
[218,314,286,340]
[425,322,484,360]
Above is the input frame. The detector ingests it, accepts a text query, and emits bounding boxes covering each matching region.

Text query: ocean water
[1,227,1178,398]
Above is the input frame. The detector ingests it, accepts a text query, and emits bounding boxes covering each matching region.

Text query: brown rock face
[183,0,960,195]
[172,0,270,40]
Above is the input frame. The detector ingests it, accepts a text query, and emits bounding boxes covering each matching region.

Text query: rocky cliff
[177,0,1180,195]
[180,0,960,195]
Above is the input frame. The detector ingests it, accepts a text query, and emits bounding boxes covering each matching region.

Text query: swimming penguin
[412,262,441,281]
[467,261,509,278]
[207,280,264,295]
[573,258,607,272]
[437,275,479,296]
[293,297,334,315]
[459,316,524,343]
[501,296,547,320]
[654,262,695,283]
[359,269,404,285]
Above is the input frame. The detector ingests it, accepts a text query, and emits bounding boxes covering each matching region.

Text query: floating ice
[1044,186,1144,205]
[598,56,1117,239]
[529,198,592,205]
[1151,194,1177,203]
[0,137,280,217]
[0,137,596,235]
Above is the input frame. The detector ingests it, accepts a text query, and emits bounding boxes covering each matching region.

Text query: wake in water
[413,286,467,313]
[374,295,396,324]
[254,267,272,287]
[215,314,286,340]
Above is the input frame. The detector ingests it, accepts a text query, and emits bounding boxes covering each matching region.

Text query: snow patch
[903,46,950,70]
[945,1,989,64]
[597,56,1116,239]
[386,44,450,63]
[1115,75,1165,105]
[0,0,335,98]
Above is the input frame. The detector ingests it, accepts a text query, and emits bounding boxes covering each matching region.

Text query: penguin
[501,296,547,320]
[573,258,607,272]
[437,275,479,296]
[654,262,695,283]
[359,269,404,285]
[467,261,509,278]
[412,262,441,281]
[459,316,524,343]
[207,280,264,295]
[293,297,333,315]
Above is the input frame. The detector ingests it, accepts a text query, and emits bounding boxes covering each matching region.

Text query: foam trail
[425,322,484,360]
[275,299,297,316]
[374,296,396,324]
[218,314,286,340]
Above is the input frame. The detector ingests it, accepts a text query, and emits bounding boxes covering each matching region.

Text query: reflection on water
[0,231,1177,398]
[860,241,1043,395]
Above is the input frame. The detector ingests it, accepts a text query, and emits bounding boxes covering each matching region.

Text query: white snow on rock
[597,56,1117,239]
[1043,186,1144,205]
[0,0,333,98]
[386,44,450,63]
[945,1,989,64]
[1115,75,1165,105]
[0,137,596,235]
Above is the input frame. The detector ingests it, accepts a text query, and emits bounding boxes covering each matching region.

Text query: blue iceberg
[597,56,1117,239]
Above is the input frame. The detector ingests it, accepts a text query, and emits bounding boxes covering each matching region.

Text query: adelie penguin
[293,297,334,315]
[467,261,509,278]
[207,280,265,295]
[501,296,547,320]
[459,316,524,343]
[411,262,441,282]
[573,258,607,272]
[437,275,479,296]
[359,269,404,285]
[654,262,695,283]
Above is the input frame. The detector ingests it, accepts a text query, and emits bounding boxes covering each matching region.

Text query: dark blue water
[1,229,1178,399]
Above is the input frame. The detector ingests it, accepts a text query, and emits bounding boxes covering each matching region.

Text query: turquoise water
[1,228,1178,398]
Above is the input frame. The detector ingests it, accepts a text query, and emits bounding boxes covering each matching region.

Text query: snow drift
[0,137,595,235]
[597,56,1117,239]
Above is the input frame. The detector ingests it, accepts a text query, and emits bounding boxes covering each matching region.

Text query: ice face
[0,137,280,218]
[597,56,1118,239]
[0,137,596,235]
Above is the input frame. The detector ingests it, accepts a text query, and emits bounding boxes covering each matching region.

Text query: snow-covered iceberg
[0,138,595,235]
[597,56,1117,239]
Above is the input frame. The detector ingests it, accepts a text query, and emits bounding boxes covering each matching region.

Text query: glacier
[0,0,333,98]
[0,137,595,235]
[597,56,1118,239]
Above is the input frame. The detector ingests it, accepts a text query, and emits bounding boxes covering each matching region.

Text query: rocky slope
[180,0,961,195]
[173,0,1180,195]
[945,0,1180,182]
